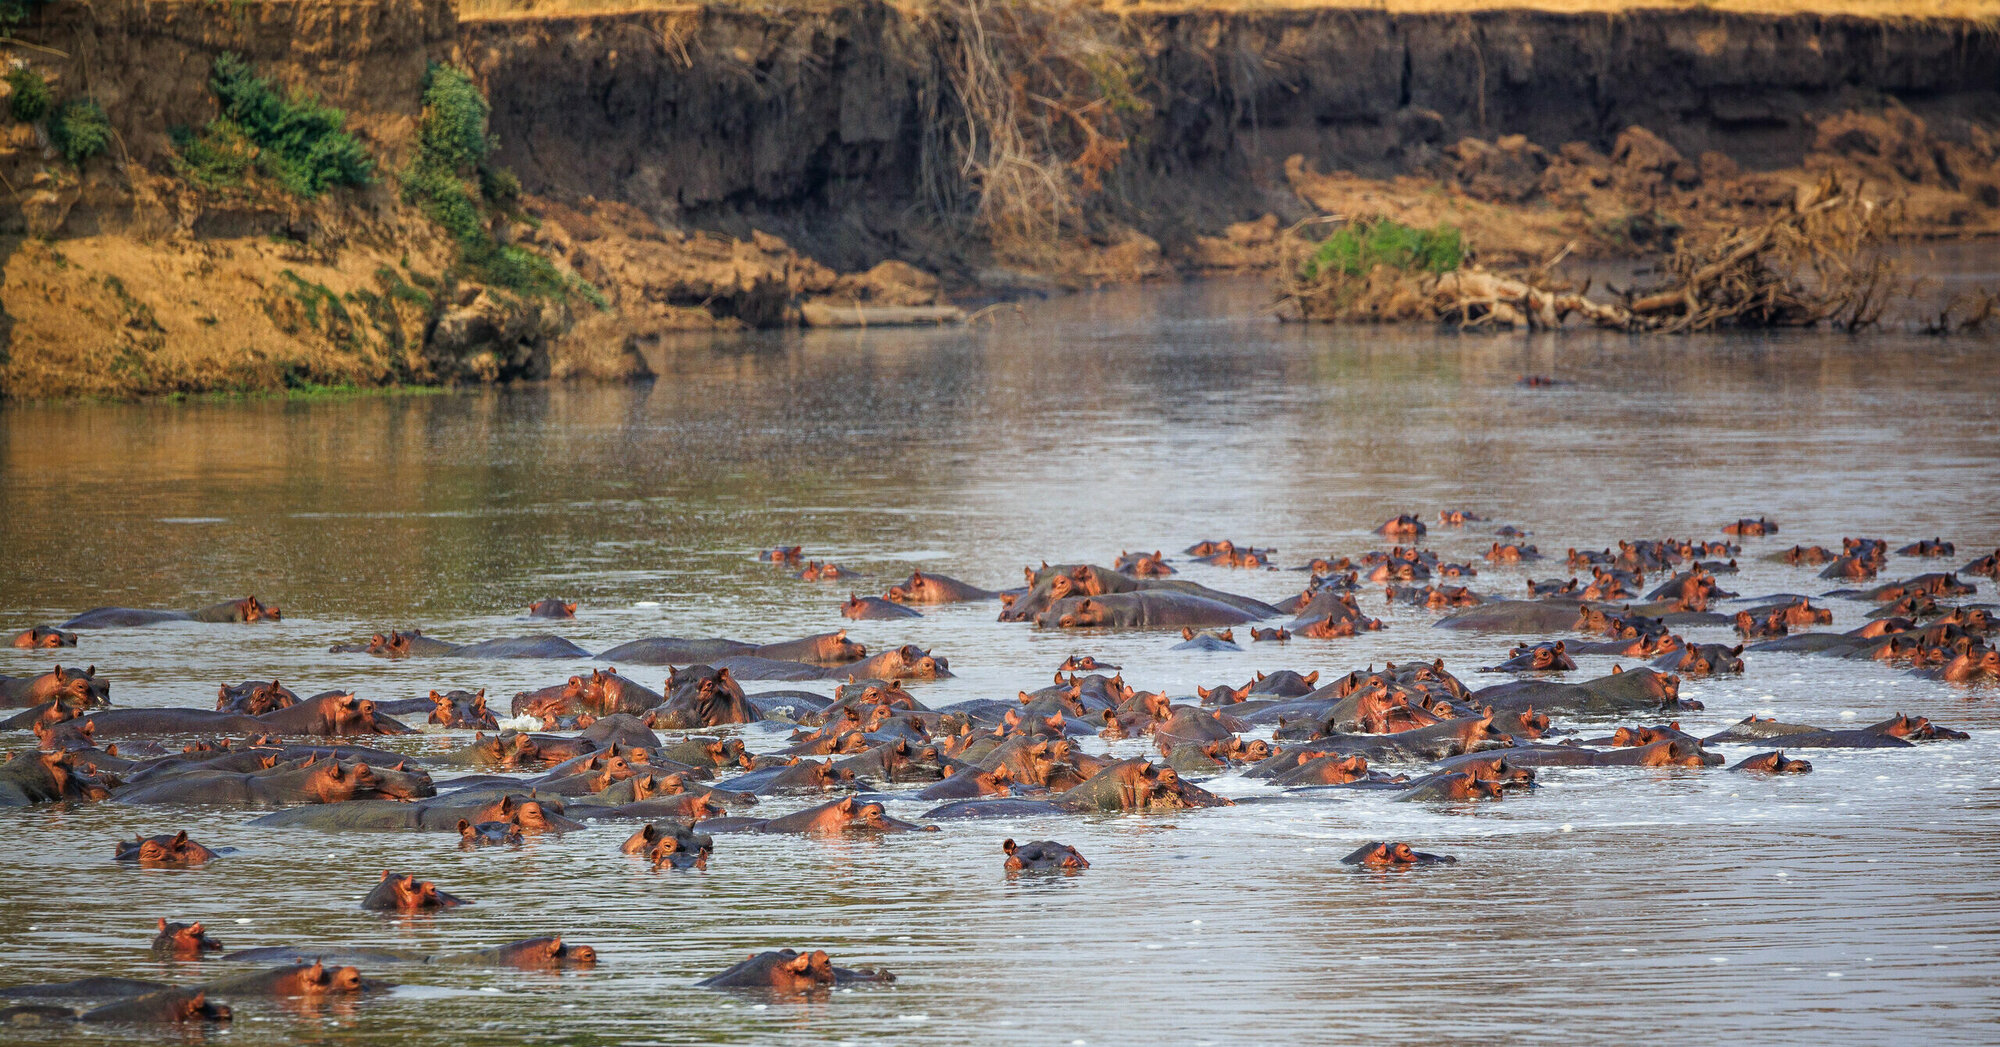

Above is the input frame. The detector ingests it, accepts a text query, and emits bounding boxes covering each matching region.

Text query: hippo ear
[836,796,855,813]
[1611,664,1623,674]
[1002,838,1017,855]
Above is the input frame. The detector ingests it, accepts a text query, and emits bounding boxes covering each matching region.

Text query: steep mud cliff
[2,0,1996,398]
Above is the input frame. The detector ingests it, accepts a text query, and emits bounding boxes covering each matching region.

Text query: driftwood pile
[1284,176,1902,332]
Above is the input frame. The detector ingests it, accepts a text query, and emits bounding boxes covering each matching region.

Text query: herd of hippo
[2,514,1995,1025]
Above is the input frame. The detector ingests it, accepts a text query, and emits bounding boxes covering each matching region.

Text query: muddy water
[2,277,1999,1044]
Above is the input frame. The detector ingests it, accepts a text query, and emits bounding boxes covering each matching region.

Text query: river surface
[2,277,1998,1045]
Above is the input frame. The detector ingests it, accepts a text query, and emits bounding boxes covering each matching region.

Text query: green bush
[6,67,52,123]
[171,119,257,187]
[49,97,111,166]
[185,53,372,196]
[404,62,596,303]
[1301,219,1464,281]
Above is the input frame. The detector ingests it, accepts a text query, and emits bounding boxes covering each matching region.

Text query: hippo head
[371,871,466,912]
[889,645,948,678]
[496,796,568,834]
[458,818,524,848]
[758,949,838,991]
[153,918,223,957]
[12,626,78,648]
[44,664,110,708]
[1347,841,1425,867]
[528,599,578,619]
[885,571,931,604]
[367,631,414,657]
[1002,838,1090,872]
[234,595,281,622]
[431,689,496,729]
[1739,751,1812,774]
[117,831,218,865]
[505,937,598,969]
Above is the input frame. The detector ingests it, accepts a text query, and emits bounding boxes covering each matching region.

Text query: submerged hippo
[1003,838,1088,872]
[886,570,998,604]
[842,594,922,620]
[527,599,578,619]
[1038,592,1264,630]
[695,949,894,992]
[10,625,77,648]
[1340,841,1456,867]
[151,918,224,957]
[62,596,280,629]
[360,871,470,913]
[113,831,221,866]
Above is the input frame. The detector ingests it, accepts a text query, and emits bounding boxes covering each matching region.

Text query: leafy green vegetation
[48,97,110,166]
[403,63,600,304]
[6,66,51,123]
[174,54,372,196]
[1299,219,1464,281]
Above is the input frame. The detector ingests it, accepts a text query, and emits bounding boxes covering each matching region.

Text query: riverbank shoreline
[1,0,1996,399]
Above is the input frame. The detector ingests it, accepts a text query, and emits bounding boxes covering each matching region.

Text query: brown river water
[2,275,1998,1044]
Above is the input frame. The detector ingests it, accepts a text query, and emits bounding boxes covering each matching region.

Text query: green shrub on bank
[6,67,52,123]
[1300,219,1464,281]
[404,62,598,304]
[49,97,110,166]
[175,53,372,196]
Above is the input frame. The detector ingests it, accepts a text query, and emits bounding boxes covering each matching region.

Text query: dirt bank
[2,0,1996,398]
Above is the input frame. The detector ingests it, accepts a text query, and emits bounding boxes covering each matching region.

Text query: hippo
[201,961,373,997]
[1434,601,1583,633]
[255,692,414,736]
[1116,551,1176,577]
[1724,517,1778,536]
[1055,758,1232,813]
[915,764,1013,800]
[152,918,223,957]
[330,629,463,657]
[113,831,221,866]
[1341,842,1456,867]
[1934,645,2000,683]
[1039,592,1264,630]
[427,689,499,729]
[695,949,894,992]
[1437,509,1486,526]
[439,937,599,969]
[527,599,578,619]
[753,630,868,666]
[1003,838,1088,872]
[595,636,757,664]
[621,820,716,858]
[842,594,922,620]
[1376,514,1427,539]
[753,797,938,835]
[10,625,77,648]
[832,738,950,783]
[1653,643,1745,676]
[1486,542,1542,563]
[656,666,761,729]
[839,644,952,681]
[1250,627,1290,642]
[1272,754,1376,787]
[457,819,524,848]
[1731,751,1812,773]
[0,749,117,805]
[1481,641,1575,674]
[758,546,806,565]
[62,596,279,629]
[1392,772,1506,802]
[114,757,433,806]
[1173,627,1240,652]
[0,664,109,710]
[76,988,231,1023]
[795,561,856,581]
[658,736,753,773]
[215,679,297,716]
[1058,655,1120,672]
[361,871,470,913]
[717,758,853,796]
[886,570,998,604]
[1470,667,1689,717]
